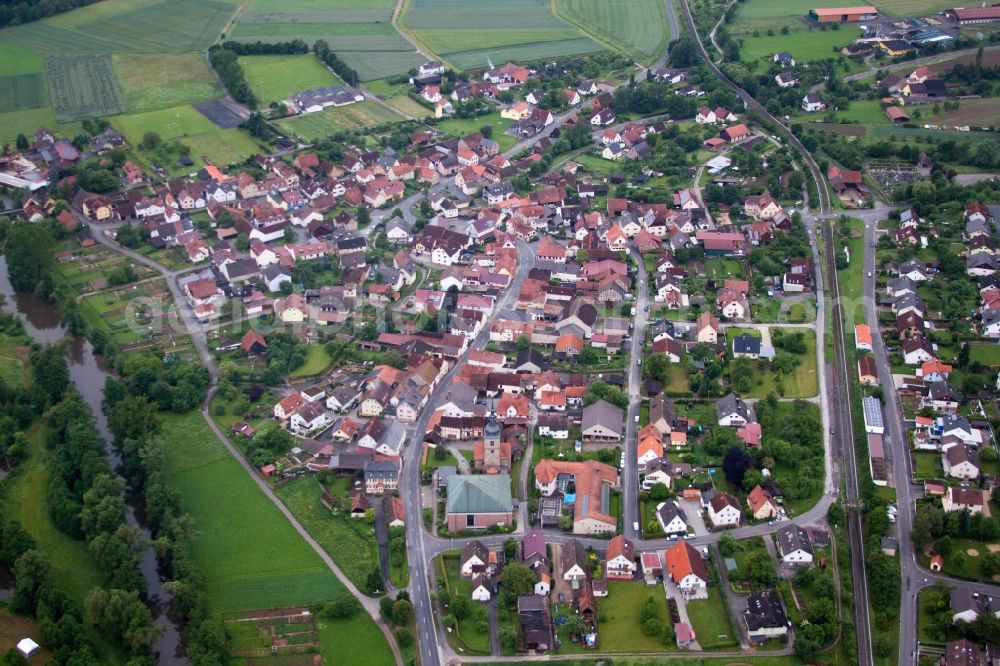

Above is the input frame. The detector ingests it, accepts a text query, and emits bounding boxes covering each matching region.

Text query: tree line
[209,45,258,109]
[313,40,359,87]
[0,346,160,663]
[0,0,99,28]
[219,39,309,56]
[105,357,228,664]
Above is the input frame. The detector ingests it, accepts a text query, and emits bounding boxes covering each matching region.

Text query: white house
[471,574,492,601]
[707,493,742,528]
[775,525,813,565]
[656,501,688,535]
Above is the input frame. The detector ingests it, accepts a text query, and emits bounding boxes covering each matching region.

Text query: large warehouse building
[947,6,1000,24]
[809,5,879,21]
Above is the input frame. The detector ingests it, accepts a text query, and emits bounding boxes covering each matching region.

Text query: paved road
[401,239,536,666]
[622,247,648,541]
[856,213,1000,665]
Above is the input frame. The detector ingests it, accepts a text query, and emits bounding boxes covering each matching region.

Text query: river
[0,255,187,664]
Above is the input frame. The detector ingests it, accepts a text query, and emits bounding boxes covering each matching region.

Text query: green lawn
[920,538,1000,582]
[912,451,943,480]
[109,104,263,170]
[317,613,396,666]
[969,343,1000,367]
[274,475,380,593]
[0,333,30,388]
[596,582,678,652]
[240,54,340,106]
[435,111,517,150]
[289,344,333,378]
[740,28,853,64]
[4,425,103,606]
[160,411,348,614]
[729,333,819,399]
[834,218,867,325]
[685,589,738,649]
[705,258,745,280]
[831,99,891,125]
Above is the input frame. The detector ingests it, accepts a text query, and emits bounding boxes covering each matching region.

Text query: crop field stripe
[555,0,669,64]
[0,73,46,112]
[46,54,125,122]
[240,10,393,23]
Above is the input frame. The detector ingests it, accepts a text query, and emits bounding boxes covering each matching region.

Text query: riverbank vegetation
[0,342,158,663]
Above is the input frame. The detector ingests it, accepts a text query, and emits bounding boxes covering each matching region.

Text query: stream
[0,255,187,664]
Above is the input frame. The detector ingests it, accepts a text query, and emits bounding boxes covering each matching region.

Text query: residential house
[707,492,742,528]
[776,524,813,565]
[664,542,708,599]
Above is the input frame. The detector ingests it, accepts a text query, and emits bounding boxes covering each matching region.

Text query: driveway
[681,499,709,536]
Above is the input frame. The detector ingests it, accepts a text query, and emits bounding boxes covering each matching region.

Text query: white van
[633,521,640,532]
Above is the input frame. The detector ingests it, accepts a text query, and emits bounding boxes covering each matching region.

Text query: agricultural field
[0,41,44,76]
[0,0,239,55]
[0,72,45,112]
[46,54,126,122]
[113,54,221,114]
[159,411,347,613]
[240,54,340,106]
[928,97,1000,128]
[556,0,670,64]
[403,0,604,69]
[230,0,423,81]
[0,0,241,143]
[276,101,404,141]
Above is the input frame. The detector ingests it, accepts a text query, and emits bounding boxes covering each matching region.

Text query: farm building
[808,6,877,22]
[946,6,1000,24]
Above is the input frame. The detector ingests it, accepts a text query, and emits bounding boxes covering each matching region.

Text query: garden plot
[46,54,125,122]
[223,607,319,658]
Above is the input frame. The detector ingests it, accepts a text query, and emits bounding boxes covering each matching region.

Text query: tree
[450,593,470,619]
[981,552,1000,577]
[324,597,359,618]
[515,335,531,351]
[5,222,54,295]
[31,345,69,406]
[565,614,588,638]
[85,587,160,655]
[395,628,413,647]
[722,445,752,486]
[10,549,49,615]
[141,132,162,150]
[649,483,670,501]
[392,599,413,624]
[356,206,371,227]
[718,533,737,557]
[503,538,518,562]
[499,626,517,648]
[499,563,535,606]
